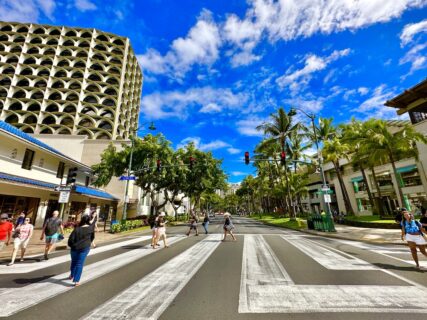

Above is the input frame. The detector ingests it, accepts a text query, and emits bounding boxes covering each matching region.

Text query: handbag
[12,230,20,238]
[58,234,64,241]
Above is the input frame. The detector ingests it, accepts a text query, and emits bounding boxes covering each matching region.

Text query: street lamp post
[122,122,156,221]
[289,108,334,220]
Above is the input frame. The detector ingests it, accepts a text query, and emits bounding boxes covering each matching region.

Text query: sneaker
[44,254,49,260]
[7,263,13,266]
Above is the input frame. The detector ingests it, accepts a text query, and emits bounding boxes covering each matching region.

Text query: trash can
[307,216,314,230]
[321,214,336,232]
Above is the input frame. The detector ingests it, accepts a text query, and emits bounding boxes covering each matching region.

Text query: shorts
[45,233,59,244]
[0,241,5,251]
[14,237,30,249]
[406,233,427,245]
[190,225,197,230]
[157,227,166,237]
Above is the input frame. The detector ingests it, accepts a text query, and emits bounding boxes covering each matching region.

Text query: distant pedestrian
[222,213,236,241]
[68,212,98,286]
[202,213,210,234]
[40,210,64,260]
[154,212,168,248]
[419,207,427,232]
[186,213,199,236]
[400,208,427,270]
[8,217,33,266]
[90,209,99,248]
[149,213,159,248]
[0,213,13,251]
[15,212,26,228]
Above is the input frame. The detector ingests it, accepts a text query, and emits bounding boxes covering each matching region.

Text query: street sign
[316,190,334,195]
[54,185,73,192]
[321,184,330,191]
[324,194,331,203]
[58,191,70,203]
[119,176,136,181]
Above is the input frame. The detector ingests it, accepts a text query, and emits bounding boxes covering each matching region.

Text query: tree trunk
[334,161,354,215]
[360,165,376,214]
[370,166,385,217]
[389,154,406,209]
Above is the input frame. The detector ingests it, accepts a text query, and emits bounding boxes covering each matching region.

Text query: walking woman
[222,212,236,242]
[68,212,98,286]
[154,212,168,248]
[149,213,159,248]
[8,217,33,266]
[401,208,427,269]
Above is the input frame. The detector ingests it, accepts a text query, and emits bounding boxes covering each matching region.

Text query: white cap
[159,212,166,217]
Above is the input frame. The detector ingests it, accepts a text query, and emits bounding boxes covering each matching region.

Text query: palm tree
[322,137,355,215]
[361,119,427,209]
[256,107,300,219]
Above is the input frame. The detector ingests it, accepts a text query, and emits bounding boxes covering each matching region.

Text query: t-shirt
[401,220,422,234]
[0,221,13,241]
[44,217,62,236]
[18,224,33,240]
[68,224,95,251]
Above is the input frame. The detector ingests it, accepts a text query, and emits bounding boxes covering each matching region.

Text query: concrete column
[35,198,48,228]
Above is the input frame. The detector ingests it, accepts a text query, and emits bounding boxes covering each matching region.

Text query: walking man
[186,213,199,236]
[202,213,210,234]
[0,213,12,251]
[40,210,64,260]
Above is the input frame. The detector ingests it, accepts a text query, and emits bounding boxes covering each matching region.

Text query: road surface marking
[282,235,377,270]
[239,235,294,313]
[0,235,153,274]
[82,234,222,320]
[0,236,185,317]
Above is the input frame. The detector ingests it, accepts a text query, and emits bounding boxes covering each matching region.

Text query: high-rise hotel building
[0,21,142,140]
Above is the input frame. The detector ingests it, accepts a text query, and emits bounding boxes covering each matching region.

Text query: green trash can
[321,214,336,232]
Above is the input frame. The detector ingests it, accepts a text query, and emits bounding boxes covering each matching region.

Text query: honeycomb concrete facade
[0,21,142,140]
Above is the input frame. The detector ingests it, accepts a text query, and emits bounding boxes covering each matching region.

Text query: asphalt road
[1,216,427,320]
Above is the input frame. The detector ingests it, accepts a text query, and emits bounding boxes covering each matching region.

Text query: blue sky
[2,0,427,183]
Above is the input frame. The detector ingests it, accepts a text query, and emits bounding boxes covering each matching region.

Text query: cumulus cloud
[400,19,427,45]
[138,10,221,79]
[276,49,350,92]
[236,116,266,136]
[231,171,247,176]
[0,0,56,22]
[75,0,97,12]
[227,147,241,155]
[140,87,248,119]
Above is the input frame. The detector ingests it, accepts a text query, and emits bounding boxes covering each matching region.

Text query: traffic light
[189,157,195,170]
[244,152,250,165]
[66,167,78,185]
[280,151,286,166]
[156,159,161,173]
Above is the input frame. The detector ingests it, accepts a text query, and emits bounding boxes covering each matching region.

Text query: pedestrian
[202,213,210,234]
[400,208,427,270]
[419,207,427,232]
[222,212,236,241]
[186,213,199,236]
[0,213,13,251]
[8,217,33,266]
[149,213,159,248]
[90,209,98,248]
[68,212,98,286]
[154,212,168,248]
[15,212,26,228]
[40,210,64,260]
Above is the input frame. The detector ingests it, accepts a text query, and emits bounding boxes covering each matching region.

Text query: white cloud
[227,147,241,155]
[358,87,369,95]
[138,10,221,79]
[177,137,239,153]
[400,19,427,45]
[0,0,56,22]
[140,87,248,119]
[399,42,427,73]
[231,171,247,176]
[75,0,97,12]
[236,116,265,136]
[276,49,350,91]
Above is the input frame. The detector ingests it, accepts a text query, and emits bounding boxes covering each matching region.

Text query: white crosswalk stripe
[0,235,185,317]
[81,234,222,320]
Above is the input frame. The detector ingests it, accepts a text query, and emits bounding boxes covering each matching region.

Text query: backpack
[45,218,59,236]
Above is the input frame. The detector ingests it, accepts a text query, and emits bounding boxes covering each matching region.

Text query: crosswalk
[2,232,427,319]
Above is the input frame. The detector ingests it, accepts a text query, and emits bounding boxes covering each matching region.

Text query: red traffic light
[244,151,250,165]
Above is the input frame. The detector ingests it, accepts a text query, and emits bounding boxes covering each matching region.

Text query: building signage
[119,176,136,181]
[58,191,71,203]
[54,185,73,192]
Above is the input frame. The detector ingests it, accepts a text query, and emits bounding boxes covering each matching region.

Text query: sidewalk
[302,224,403,245]
[0,224,151,260]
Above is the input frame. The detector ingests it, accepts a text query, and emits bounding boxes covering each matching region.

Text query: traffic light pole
[122,135,134,221]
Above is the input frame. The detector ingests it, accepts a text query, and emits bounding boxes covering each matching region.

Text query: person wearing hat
[400,208,427,269]
[0,213,13,251]
[222,212,236,241]
[154,212,168,248]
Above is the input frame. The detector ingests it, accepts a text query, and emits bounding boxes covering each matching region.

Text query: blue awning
[75,185,118,201]
[0,172,117,201]
[351,176,363,183]
[396,165,417,174]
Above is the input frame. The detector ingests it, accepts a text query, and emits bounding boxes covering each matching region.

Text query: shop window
[22,149,35,170]
[57,161,65,178]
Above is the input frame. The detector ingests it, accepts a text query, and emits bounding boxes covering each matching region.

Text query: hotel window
[85,176,90,187]
[22,149,35,170]
[57,161,65,178]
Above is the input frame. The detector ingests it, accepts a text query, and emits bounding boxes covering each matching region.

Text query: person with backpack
[40,210,64,260]
[186,213,199,236]
[400,208,427,270]
[68,212,98,286]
